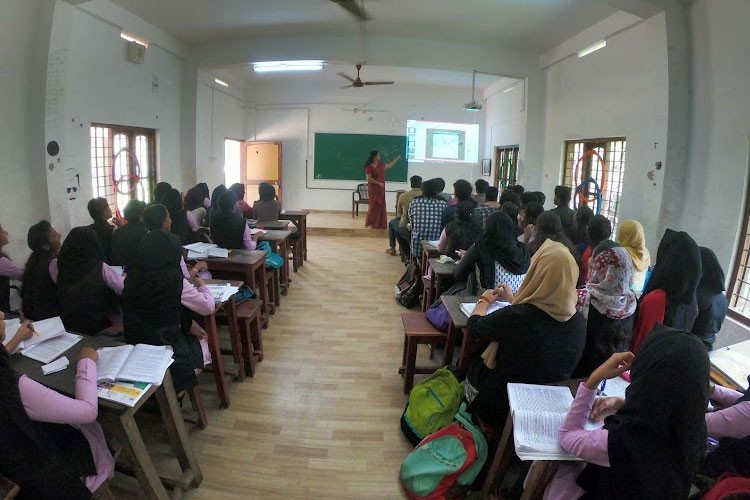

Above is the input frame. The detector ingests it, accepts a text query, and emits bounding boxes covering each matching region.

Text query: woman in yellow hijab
[616,220,651,294]
[464,216,587,427]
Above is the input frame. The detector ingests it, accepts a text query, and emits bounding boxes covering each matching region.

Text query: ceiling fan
[329,0,370,21]
[338,64,394,89]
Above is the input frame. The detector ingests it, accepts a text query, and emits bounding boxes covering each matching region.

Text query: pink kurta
[364,161,387,229]
[18,358,114,493]
[0,256,24,280]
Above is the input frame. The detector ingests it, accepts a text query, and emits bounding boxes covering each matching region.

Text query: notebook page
[207,247,229,258]
[183,242,217,253]
[117,344,173,385]
[507,383,574,414]
[514,409,570,455]
[22,333,83,364]
[2,319,22,347]
[96,345,133,382]
[22,316,66,349]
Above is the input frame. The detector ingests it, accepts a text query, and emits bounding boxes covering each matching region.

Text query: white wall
[540,13,669,251]
[194,69,248,190]
[682,0,750,274]
[482,79,525,183]
[44,0,186,232]
[242,82,485,211]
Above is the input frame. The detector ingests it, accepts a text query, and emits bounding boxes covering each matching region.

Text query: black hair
[421,179,439,198]
[123,200,147,223]
[258,182,276,201]
[229,183,246,201]
[197,182,210,199]
[534,191,546,206]
[500,189,521,206]
[502,202,520,233]
[453,179,473,201]
[523,201,543,225]
[143,204,169,231]
[434,178,446,193]
[27,220,53,254]
[587,215,613,246]
[475,179,489,195]
[218,190,239,216]
[534,211,574,254]
[153,182,172,203]
[572,205,595,245]
[365,150,379,167]
[485,186,499,202]
[520,192,537,208]
[410,175,423,189]
[510,185,525,196]
[87,197,110,222]
[184,185,205,211]
[555,185,572,205]
[445,201,482,258]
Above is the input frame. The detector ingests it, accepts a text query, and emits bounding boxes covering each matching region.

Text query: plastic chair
[352,183,369,217]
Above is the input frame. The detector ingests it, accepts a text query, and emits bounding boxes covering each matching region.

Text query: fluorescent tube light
[214,78,229,88]
[578,39,606,58]
[120,32,148,48]
[252,60,325,73]
[503,86,515,94]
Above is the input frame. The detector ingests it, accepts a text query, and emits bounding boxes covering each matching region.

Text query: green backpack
[401,367,463,446]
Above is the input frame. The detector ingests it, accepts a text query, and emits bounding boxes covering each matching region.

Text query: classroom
[2,0,750,498]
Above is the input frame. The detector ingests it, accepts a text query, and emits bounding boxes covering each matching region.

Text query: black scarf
[476,211,530,275]
[111,221,148,270]
[577,324,709,499]
[21,250,59,320]
[641,229,702,330]
[698,247,726,294]
[57,227,104,282]
[0,345,95,499]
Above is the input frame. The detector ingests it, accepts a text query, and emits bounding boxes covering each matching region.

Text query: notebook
[22,332,83,364]
[2,316,66,350]
[206,283,241,303]
[183,242,229,259]
[460,301,510,318]
[709,340,750,390]
[96,344,174,385]
[507,383,603,461]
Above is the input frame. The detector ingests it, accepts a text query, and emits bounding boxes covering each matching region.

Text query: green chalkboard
[313,133,408,182]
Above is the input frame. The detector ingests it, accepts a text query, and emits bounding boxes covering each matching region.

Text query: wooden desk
[428,257,456,303]
[258,230,292,296]
[11,336,202,500]
[202,279,244,408]
[204,250,271,325]
[440,295,476,369]
[279,210,310,262]
[252,220,290,231]
[420,240,440,273]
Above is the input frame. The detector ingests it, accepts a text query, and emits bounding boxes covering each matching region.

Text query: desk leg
[108,411,170,500]
[300,217,307,262]
[255,264,272,323]
[443,322,457,366]
[204,312,230,408]
[225,298,245,381]
[154,372,204,488]
[482,414,516,496]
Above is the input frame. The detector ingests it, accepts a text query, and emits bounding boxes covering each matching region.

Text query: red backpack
[702,473,750,500]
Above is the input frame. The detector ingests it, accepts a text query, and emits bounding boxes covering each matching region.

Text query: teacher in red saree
[364,149,402,229]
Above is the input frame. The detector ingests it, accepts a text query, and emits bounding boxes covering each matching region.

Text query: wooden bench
[234,299,264,377]
[398,312,447,394]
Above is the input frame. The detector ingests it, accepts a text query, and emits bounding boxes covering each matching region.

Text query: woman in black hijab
[210,191,256,250]
[544,324,710,500]
[152,181,172,204]
[0,312,114,499]
[691,247,728,350]
[57,227,123,335]
[123,230,214,393]
[453,211,530,292]
[161,188,192,245]
[631,229,702,352]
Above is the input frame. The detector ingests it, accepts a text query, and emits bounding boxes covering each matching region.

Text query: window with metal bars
[494,145,520,189]
[90,124,157,214]
[727,181,750,324]
[562,138,627,233]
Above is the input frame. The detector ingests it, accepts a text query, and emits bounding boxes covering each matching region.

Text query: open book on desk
[97,381,151,407]
[710,340,750,390]
[183,242,229,259]
[96,344,174,385]
[460,301,510,318]
[206,283,241,303]
[22,332,83,364]
[2,316,66,351]
[507,383,603,461]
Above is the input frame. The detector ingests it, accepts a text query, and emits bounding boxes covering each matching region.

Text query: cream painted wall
[682,0,750,277]
[239,82,485,211]
[482,79,525,185]
[540,13,669,251]
[44,0,185,233]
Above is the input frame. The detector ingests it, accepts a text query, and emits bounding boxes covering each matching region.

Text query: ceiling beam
[595,0,674,18]
[64,0,91,5]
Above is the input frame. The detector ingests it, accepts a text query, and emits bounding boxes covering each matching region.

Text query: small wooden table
[258,230,292,297]
[428,257,456,305]
[204,250,271,325]
[279,210,310,262]
[420,240,440,273]
[11,336,203,500]
[202,279,244,408]
[440,295,476,368]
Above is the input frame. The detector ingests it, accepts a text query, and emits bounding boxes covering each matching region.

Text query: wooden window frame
[727,175,750,326]
[494,145,520,189]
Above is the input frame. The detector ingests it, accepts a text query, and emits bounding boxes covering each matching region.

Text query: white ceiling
[106,0,621,52]
[214,63,511,92]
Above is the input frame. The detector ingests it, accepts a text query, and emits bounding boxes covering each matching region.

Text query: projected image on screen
[406,120,479,163]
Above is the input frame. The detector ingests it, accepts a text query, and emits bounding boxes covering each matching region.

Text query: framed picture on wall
[481,158,491,176]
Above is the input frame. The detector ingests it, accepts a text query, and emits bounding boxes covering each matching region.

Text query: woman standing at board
[364,149,402,229]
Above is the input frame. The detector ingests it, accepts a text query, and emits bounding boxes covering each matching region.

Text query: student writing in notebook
[123,230,215,393]
[0,222,24,314]
[21,220,62,321]
[56,227,124,336]
[0,311,115,499]
[543,324,709,500]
